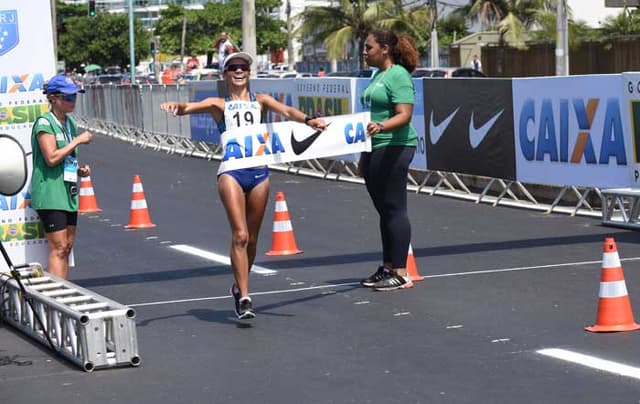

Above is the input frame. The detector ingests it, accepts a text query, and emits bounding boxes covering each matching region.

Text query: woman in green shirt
[359,29,419,291]
[31,74,93,279]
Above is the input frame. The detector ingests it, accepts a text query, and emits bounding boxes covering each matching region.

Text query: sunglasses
[225,63,250,72]
[57,93,77,102]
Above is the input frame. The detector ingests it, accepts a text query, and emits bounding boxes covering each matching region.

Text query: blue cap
[45,74,85,94]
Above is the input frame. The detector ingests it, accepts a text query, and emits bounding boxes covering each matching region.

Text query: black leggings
[361,146,415,269]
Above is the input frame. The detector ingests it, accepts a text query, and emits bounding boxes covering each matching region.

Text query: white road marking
[132,253,640,308]
[170,244,277,275]
[129,282,359,307]
[424,256,640,279]
[538,348,640,380]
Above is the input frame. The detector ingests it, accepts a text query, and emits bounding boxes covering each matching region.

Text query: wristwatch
[377,122,385,132]
[304,115,316,125]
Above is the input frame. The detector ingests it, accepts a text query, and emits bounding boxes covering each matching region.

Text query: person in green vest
[30,74,93,279]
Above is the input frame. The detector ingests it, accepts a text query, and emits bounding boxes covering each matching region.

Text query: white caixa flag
[217,112,372,174]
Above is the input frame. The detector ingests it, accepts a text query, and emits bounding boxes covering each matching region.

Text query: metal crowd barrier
[75,81,617,223]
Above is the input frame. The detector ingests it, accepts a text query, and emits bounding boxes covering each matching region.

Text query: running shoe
[237,297,256,320]
[230,282,241,312]
[372,274,414,291]
[361,266,391,287]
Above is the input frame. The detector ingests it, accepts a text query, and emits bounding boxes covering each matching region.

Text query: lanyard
[49,112,73,144]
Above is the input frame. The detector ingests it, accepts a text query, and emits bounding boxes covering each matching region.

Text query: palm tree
[466,0,504,30]
[295,0,389,69]
[600,7,640,38]
[376,0,431,54]
[462,0,556,48]
[297,0,438,68]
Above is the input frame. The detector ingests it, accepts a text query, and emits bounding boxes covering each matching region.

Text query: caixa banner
[513,74,633,188]
[0,1,56,271]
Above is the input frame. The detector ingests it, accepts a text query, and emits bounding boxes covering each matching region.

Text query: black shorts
[37,210,78,233]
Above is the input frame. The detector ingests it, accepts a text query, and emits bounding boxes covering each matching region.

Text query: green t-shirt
[30,112,79,211]
[361,64,418,149]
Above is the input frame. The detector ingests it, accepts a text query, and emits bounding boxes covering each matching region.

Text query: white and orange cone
[78,176,102,213]
[124,175,156,229]
[266,191,302,256]
[406,243,424,282]
[585,237,640,332]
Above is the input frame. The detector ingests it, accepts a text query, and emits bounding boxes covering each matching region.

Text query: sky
[567,0,625,27]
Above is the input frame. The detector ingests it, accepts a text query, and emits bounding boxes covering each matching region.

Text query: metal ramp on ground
[1,264,141,372]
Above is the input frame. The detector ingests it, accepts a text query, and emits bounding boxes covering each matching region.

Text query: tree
[153,0,286,57]
[528,9,598,48]
[461,0,556,48]
[57,12,150,71]
[296,0,386,69]
[376,0,431,55]
[599,7,640,39]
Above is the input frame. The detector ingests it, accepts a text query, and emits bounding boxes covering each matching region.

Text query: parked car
[412,68,448,78]
[326,71,352,77]
[451,67,487,77]
[411,67,487,78]
[412,67,459,78]
[97,73,123,84]
[184,68,220,81]
[325,69,375,78]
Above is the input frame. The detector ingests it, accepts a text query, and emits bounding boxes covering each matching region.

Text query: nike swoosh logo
[468,110,503,149]
[429,108,459,144]
[290,122,330,155]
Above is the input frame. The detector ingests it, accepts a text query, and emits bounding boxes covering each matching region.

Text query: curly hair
[369,29,419,73]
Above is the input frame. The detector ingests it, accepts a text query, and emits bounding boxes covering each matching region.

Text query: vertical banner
[513,75,632,188]
[0,1,56,270]
[623,73,640,187]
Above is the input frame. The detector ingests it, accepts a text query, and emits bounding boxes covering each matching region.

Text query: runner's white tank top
[217,93,266,175]
[218,93,262,133]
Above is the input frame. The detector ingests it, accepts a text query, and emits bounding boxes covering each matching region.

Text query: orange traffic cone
[78,176,102,213]
[406,243,424,282]
[266,191,302,256]
[124,175,156,229]
[585,237,640,332]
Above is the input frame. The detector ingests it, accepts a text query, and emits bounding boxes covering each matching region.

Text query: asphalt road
[3,134,640,403]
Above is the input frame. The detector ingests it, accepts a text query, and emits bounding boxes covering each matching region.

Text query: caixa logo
[0,73,46,93]
[222,131,285,161]
[0,10,19,56]
[519,97,626,165]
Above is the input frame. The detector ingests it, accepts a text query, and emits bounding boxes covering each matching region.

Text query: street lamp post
[430,0,439,68]
[555,0,569,76]
[128,0,137,84]
[242,0,257,75]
